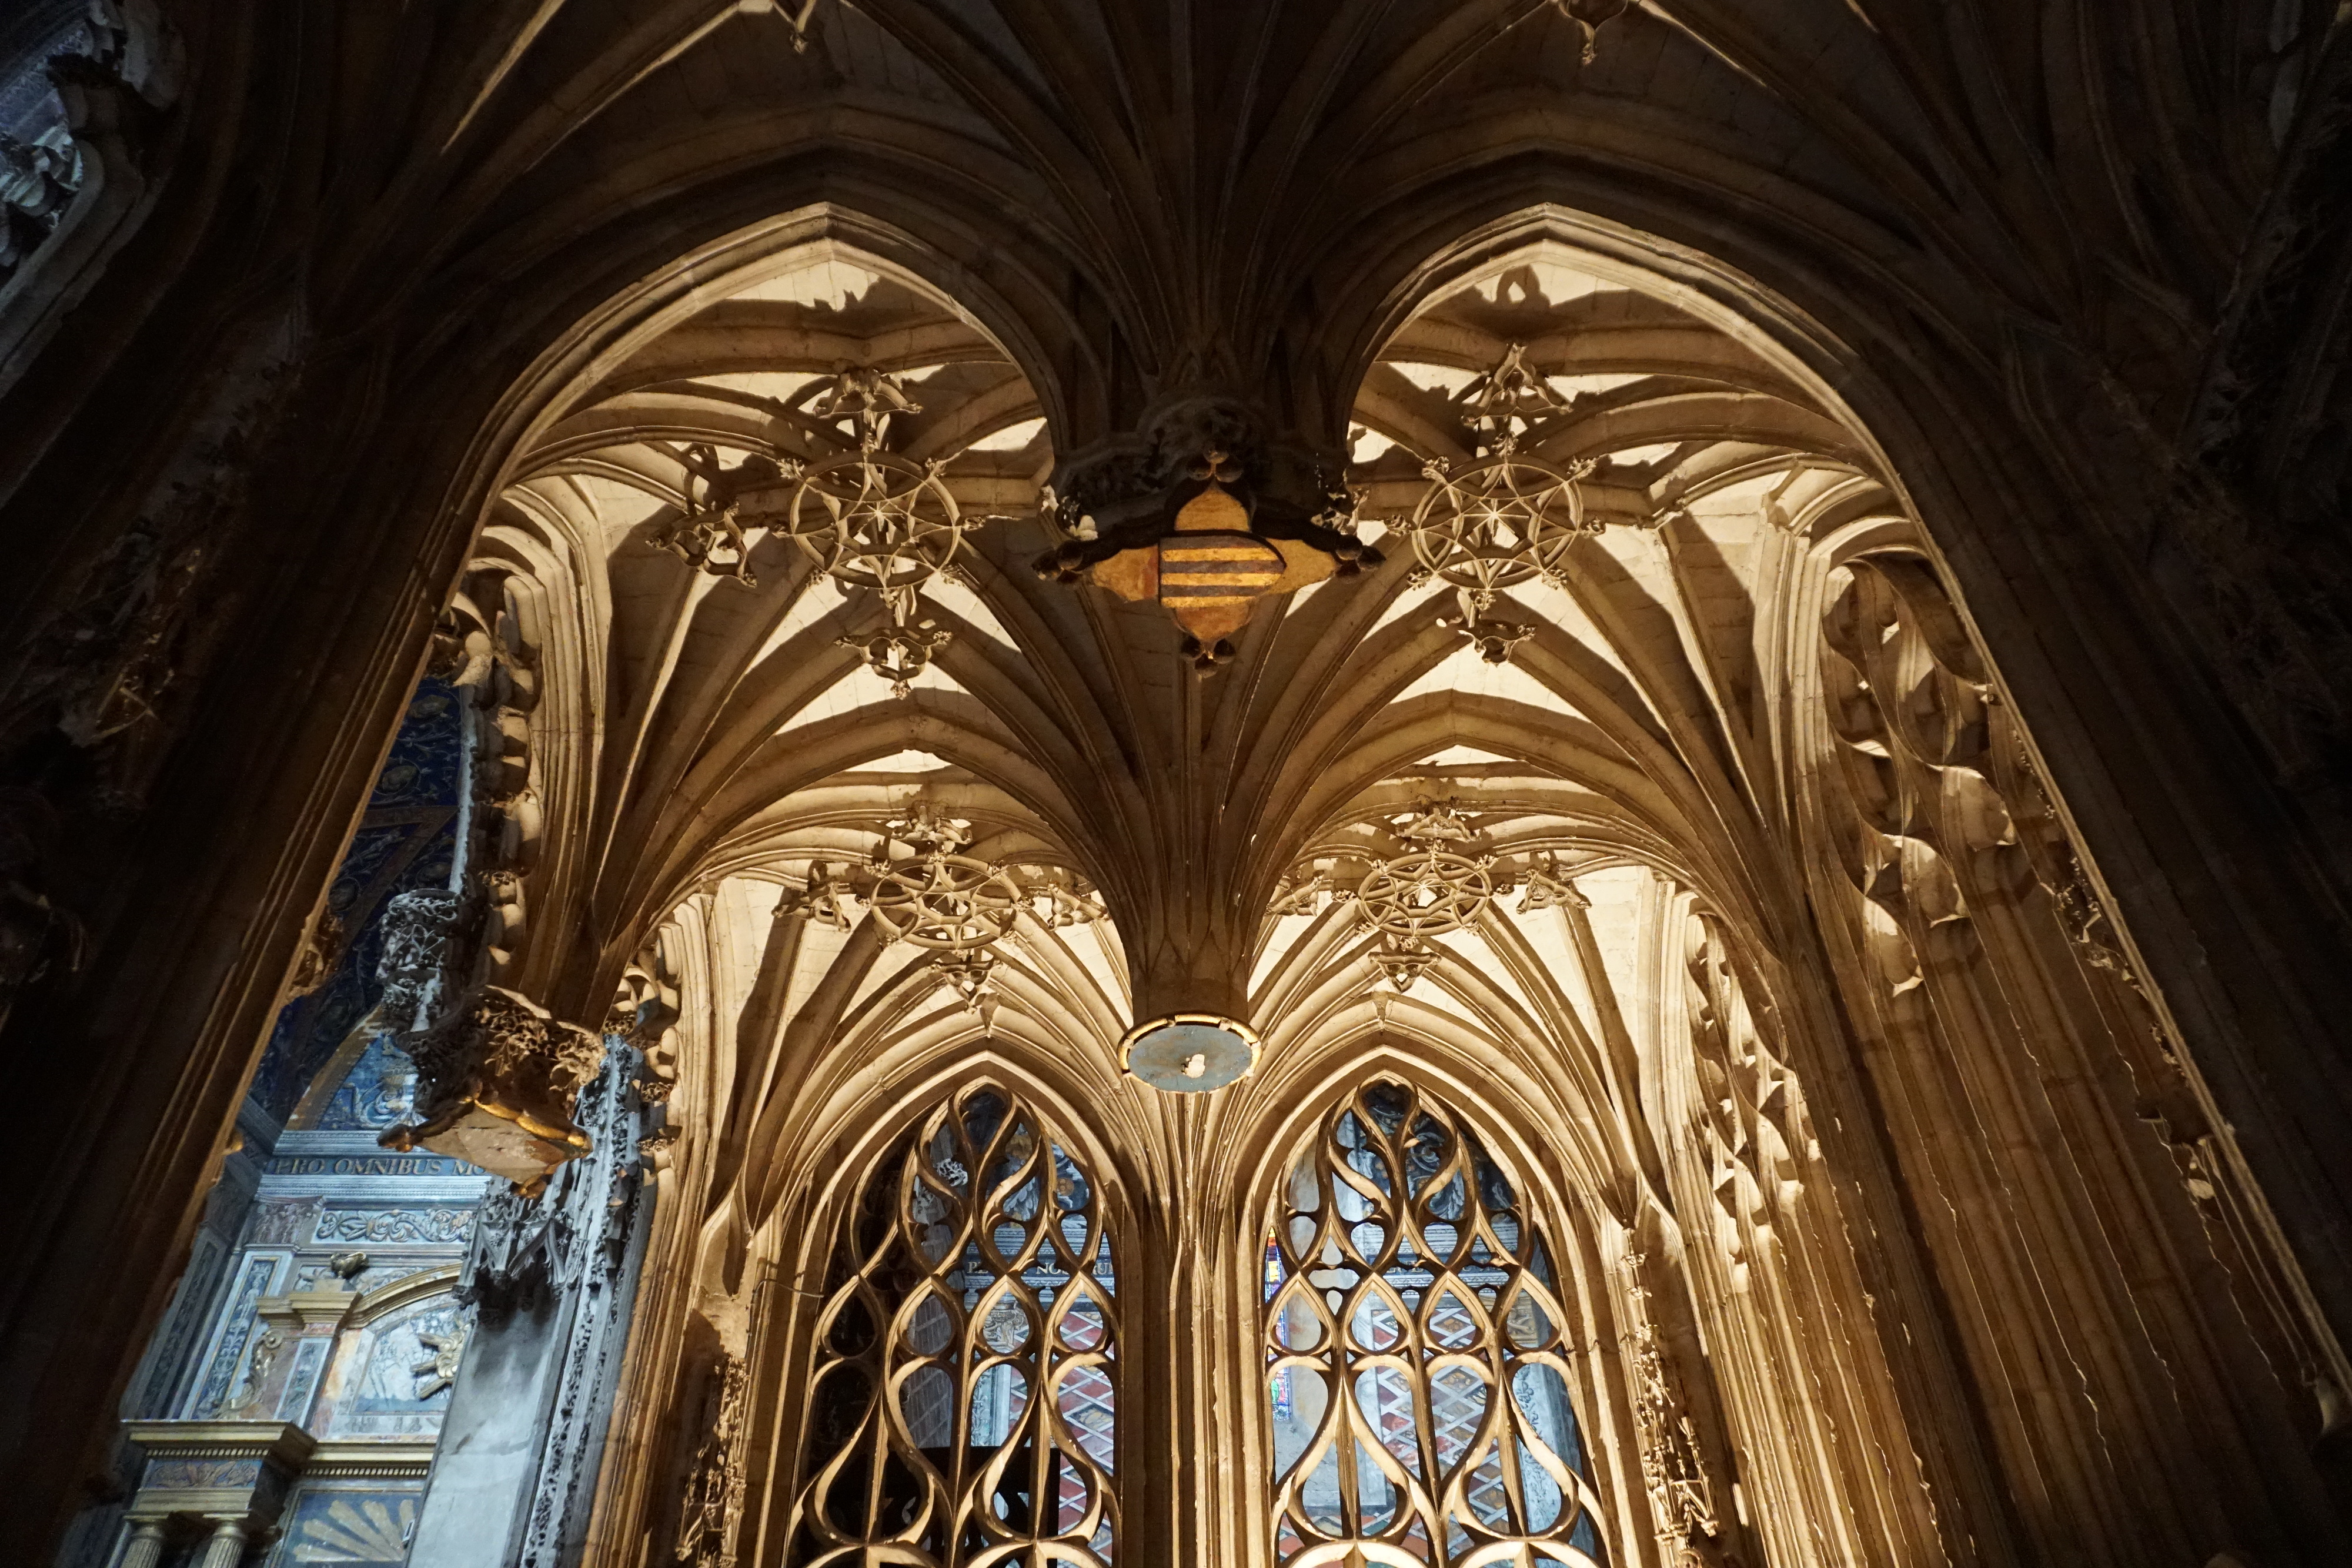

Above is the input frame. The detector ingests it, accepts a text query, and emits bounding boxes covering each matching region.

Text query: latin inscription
[270,1156,483,1176]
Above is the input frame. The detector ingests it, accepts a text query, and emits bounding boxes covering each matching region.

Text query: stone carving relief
[1815,551,2352,1466]
[509,1050,650,1567]
[430,568,547,983]
[314,1208,474,1246]
[457,1054,640,1313]
[275,1486,421,1567]
[379,984,606,1189]
[224,1326,285,1417]
[284,907,346,999]
[1276,803,1596,995]
[0,305,302,1047]
[1683,925,1813,1287]
[609,926,681,1048]
[248,1198,320,1248]
[375,887,465,1031]
[769,805,1106,1020]
[674,1353,748,1568]
[336,1296,466,1437]
[410,1321,467,1399]
[191,1253,280,1417]
[3,322,302,804]
[1618,1249,1727,1561]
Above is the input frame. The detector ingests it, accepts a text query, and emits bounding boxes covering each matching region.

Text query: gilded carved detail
[380,985,606,1190]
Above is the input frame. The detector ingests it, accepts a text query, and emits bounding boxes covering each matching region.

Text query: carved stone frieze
[380,985,607,1190]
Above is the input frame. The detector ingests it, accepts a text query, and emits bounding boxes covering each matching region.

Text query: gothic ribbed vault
[5,5,2351,1567]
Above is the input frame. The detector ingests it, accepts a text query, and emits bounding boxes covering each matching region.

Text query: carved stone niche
[379,985,606,1191]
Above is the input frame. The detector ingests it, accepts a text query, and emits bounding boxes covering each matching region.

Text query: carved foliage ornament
[659,369,988,697]
[780,805,1102,1016]
[1387,345,1609,663]
[375,888,464,1028]
[380,984,607,1191]
[1284,804,1582,994]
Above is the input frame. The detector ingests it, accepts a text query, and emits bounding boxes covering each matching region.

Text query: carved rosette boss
[380,984,607,1190]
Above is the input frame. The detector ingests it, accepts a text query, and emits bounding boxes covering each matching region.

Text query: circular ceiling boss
[1121,1013,1261,1093]
[786,448,970,620]
[1356,847,1496,940]
[1406,454,1595,603]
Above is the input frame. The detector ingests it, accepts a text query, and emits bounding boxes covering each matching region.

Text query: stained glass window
[1264,1080,1605,1568]
[790,1082,1117,1568]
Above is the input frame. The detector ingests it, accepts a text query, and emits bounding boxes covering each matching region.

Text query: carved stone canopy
[379,984,607,1190]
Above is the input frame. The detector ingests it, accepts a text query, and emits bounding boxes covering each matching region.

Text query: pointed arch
[1257,1075,1610,1568]
[772,1074,1125,1568]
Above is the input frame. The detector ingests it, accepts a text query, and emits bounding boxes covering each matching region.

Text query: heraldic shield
[1088,480,1331,644]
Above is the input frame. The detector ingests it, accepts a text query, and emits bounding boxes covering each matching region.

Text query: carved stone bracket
[380,985,606,1190]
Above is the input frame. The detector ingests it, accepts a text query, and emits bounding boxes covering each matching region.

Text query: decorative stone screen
[788,1082,1117,1568]
[1264,1081,1605,1568]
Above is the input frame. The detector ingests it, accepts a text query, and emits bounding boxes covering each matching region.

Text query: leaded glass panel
[790,1082,1116,1568]
[1264,1081,1605,1568]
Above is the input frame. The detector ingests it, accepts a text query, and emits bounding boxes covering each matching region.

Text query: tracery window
[1265,1081,1605,1568]
[790,1081,1117,1568]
